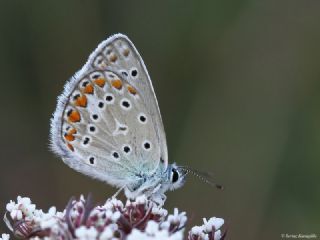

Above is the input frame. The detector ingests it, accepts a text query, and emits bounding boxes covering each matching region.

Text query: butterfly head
[123,163,187,203]
[166,163,188,191]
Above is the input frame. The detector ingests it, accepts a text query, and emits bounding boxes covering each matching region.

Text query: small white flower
[128,224,183,240]
[168,231,183,240]
[6,201,15,212]
[127,229,147,240]
[99,223,118,240]
[105,198,124,210]
[160,221,170,230]
[47,206,56,216]
[17,197,36,216]
[128,220,184,240]
[17,196,30,205]
[55,210,65,218]
[203,217,224,232]
[40,217,58,229]
[125,195,148,209]
[145,221,160,235]
[75,226,98,240]
[111,211,120,222]
[0,233,10,240]
[79,195,85,202]
[30,237,50,240]
[191,225,204,235]
[33,209,44,220]
[151,206,168,217]
[167,208,187,227]
[99,228,113,240]
[160,208,186,230]
[153,230,170,239]
[214,229,222,240]
[104,209,120,222]
[135,195,147,205]
[10,209,22,220]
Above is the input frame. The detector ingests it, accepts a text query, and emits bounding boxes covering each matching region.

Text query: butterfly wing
[90,34,168,168]
[50,34,168,188]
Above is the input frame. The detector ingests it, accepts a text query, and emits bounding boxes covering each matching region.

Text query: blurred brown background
[1,0,320,239]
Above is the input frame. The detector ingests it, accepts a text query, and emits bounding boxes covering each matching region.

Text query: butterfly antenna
[180,166,224,190]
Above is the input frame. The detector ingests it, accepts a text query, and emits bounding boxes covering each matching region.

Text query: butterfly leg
[150,193,166,206]
[112,185,126,198]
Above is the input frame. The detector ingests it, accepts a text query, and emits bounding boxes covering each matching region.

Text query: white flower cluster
[128,221,183,240]
[189,217,225,240]
[161,208,187,230]
[4,196,66,239]
[2,195,225,240]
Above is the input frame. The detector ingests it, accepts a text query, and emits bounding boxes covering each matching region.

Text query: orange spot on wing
[64,134,75,141]
[67,143,74,151]
[127,85,137,95]
[111,79,122,90]
[75,95,87,107]
[64,128,77,142]
[94,78,106,88]
[84,84,94,94]
[68,110,81,122]
[69,128,77,135]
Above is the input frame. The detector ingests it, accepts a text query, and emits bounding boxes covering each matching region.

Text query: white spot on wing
[113,119,128,136]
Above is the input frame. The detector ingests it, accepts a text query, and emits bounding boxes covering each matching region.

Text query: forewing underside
[88,34,168,168]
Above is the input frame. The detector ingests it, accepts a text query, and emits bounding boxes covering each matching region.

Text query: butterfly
[50,34,188,204]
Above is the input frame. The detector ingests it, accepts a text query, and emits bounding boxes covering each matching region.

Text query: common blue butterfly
[50,34,188,204]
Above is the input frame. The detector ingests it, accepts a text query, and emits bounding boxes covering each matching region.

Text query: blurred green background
[1,0,320,239]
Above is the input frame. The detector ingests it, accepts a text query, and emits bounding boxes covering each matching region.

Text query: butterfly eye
[171,168,179,183]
